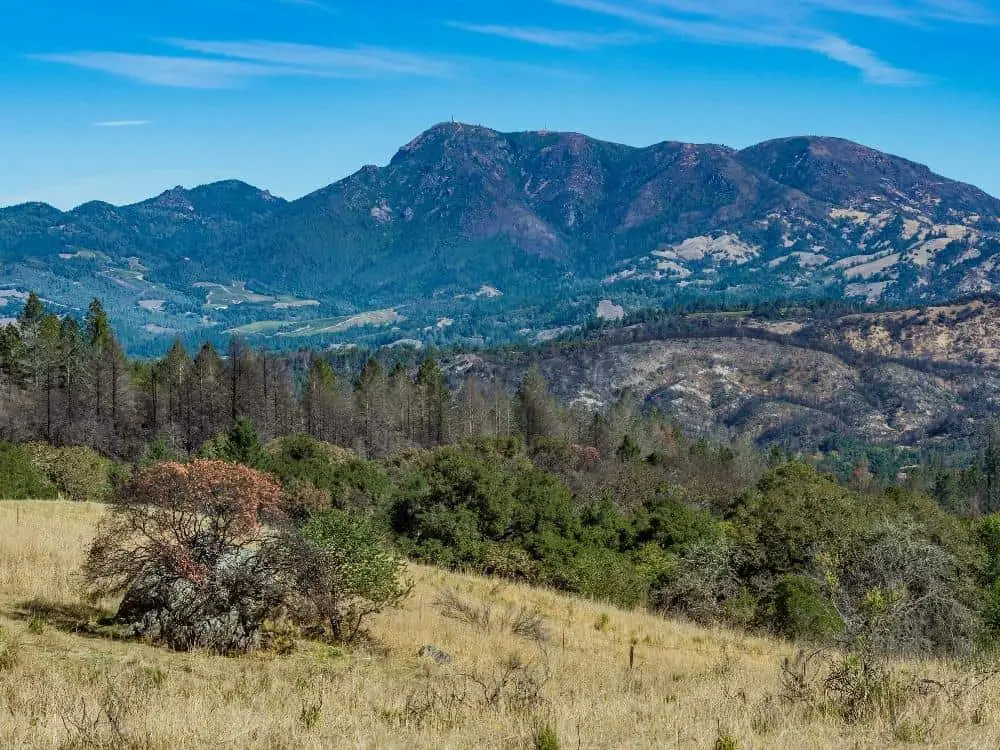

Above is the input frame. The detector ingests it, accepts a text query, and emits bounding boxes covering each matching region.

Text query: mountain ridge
[7,125,996,213]
[2,122,999,352]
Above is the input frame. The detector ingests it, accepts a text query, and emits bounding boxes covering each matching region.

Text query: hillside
[447,298,1000,452]
[2,124,999,353]
[1,500,995,749]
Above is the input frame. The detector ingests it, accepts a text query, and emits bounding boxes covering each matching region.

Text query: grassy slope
[0,501,994,749]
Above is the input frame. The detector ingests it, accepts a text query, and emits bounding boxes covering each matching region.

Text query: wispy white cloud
[165,39,454,77]
[92,120,152,127]
[31,52,289,88]
[807,36,921,85]
[555,0,932,84]
[637,0,996,25]
[447,21,644,50]
[31,41,453,88]
[803,0,997,25]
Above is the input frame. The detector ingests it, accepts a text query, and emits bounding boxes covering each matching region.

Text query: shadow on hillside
[7,598,121,640]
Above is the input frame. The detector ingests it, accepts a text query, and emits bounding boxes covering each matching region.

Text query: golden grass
[0,500,998,749]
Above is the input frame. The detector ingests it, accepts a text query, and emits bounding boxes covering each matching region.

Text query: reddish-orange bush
[87,460,281,591]
[132,459,280,532]
[84,459,408,653]
[84,460,285,651]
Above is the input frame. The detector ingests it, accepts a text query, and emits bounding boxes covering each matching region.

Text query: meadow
[1,500,997,749]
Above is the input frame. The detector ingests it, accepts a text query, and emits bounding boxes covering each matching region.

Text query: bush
[629,486,721,552]
[534,724,561,750]
[0,441,56,499]
[391,442,579,575]
[25,443,113,503]
[546,544,652,608]
[198,418,267,469]
[650,536,740,625]
[267,434,390,512]
[764,574,843,642]
[728,463,867,580]
[780,649,920,726]
[285,510,411,643]
[280,479,333,522]
[828,519,979,656]
[85,460,285,653]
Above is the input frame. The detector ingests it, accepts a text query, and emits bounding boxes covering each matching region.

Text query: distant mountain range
[3,123,999,353]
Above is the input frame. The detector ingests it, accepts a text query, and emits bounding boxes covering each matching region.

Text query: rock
[418,644,453,664]
[596,299,625,322]
[116,547,284,654]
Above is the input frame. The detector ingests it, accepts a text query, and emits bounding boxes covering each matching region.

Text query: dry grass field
[1,500,998,749]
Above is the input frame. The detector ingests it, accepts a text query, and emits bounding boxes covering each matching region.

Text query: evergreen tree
[18,292,45,326]
[191,343,227,450]
[59,317,83,432]
[415,356,448,445]
[304,356,338,441]
[516,365,560,446]
[355,357,387,456]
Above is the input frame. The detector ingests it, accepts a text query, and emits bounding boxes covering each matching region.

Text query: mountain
[2,123,999,352]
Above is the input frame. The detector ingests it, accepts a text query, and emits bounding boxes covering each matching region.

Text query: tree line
[0,294,664,465]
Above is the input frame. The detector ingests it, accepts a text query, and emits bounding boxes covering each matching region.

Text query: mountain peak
[392,121,503,163]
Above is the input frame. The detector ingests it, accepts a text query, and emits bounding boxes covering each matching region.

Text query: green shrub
[482,542,538,580]
[728,463,867,580]
[546,545,650,608]
[534,724,561,750]
[26,444,113,503]
[289,510,412,643]
[0,441,57,499]
[628,486,721,552]
[199,417,267,468]
[267,434,390,512]
[764,574,844,642]
[141,436,180,465]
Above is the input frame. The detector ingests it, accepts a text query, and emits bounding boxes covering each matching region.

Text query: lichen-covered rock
[117,548,283,654]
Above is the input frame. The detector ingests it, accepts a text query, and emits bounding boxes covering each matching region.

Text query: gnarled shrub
[85,459,409,653]
[85,460,284,653]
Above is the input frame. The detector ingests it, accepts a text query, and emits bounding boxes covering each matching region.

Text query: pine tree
[415,357,448,445]
[355,357,387,456]
[304,356,338,441]
[516,365,559,446]
[18,292,45,327]
[192,343,227,450]
[59,317,83,432]
[85,298,113,427]
[162,339,192,446]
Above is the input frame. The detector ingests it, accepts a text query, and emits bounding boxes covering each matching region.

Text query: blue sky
[2,0,998,209]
